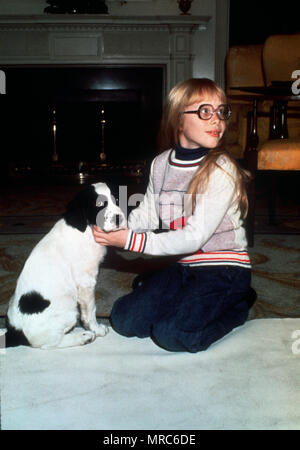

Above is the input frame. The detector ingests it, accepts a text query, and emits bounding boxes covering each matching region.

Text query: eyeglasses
[182,104,232,121]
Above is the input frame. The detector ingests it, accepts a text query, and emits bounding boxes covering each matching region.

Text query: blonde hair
[158,78,250,218]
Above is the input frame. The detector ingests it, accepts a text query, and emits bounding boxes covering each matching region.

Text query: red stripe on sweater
[170,216,189,230]
[180,256,250,263]
[138,234,145,253]
[130,233,137,252]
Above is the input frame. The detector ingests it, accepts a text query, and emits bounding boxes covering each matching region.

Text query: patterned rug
[0,233,299,320]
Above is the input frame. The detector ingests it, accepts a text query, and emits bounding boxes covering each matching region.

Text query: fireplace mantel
[0,14,211,91]
[0,14,210,27]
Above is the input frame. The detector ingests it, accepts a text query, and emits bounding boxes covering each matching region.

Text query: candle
[52,107,58,162]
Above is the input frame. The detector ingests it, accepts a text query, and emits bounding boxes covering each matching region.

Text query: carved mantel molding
[0,15,211,89]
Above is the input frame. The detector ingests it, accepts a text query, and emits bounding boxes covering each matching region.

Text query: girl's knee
[151,319,200,353]
[110,297,135,337]
[110,294,154,339]
[151,299,250,354]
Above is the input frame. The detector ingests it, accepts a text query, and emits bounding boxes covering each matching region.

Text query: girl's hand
[92,226,129,248]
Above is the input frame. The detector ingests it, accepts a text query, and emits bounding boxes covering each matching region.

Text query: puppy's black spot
[5,317,30,347]
[115,214,120,228]
[64,185,98,232]
[18,291,50,314]
[96,194,108,210]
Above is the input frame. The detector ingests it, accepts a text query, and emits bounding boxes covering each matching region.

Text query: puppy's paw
[94,324,109,337]
[81,331,96,345]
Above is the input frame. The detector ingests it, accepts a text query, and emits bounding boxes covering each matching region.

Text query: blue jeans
[110,263,251,353]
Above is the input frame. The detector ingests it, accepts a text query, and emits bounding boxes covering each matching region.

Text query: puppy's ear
[63,185,98,232]
[64,195,87,232]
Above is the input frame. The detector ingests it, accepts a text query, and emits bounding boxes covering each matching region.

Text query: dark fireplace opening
[2,66,164,183]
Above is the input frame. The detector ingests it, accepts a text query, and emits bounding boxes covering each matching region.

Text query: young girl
[93,78,255,353]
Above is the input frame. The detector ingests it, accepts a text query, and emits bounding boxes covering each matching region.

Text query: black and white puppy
[5,182,126,349]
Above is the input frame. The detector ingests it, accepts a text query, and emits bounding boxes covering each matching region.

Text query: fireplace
[3,66,163,163]
[0,13,212,183]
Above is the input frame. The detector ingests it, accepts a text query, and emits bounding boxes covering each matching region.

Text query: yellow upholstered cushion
[263,34,300,86]
[226,44,264,96]
[258,139,300,170]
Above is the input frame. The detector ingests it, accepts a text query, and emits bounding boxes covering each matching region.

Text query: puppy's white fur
[6,182,126,349]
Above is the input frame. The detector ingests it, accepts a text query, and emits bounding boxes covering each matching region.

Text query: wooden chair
[225,44,265,159]
[245,34,300,247]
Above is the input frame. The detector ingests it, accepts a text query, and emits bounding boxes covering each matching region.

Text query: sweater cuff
[124,230,147,253]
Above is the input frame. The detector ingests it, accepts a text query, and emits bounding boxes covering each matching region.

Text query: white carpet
[1,318,300,430]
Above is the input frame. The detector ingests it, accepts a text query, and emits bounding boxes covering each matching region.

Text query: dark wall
[229,0,300,46]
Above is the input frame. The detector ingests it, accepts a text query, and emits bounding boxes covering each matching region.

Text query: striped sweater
[124,149,251,269]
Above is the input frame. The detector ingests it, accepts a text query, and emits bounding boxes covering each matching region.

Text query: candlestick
[99,106,107,162]
[52,106,58,162]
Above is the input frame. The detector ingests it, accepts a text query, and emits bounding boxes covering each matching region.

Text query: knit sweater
[124,148,251,268]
